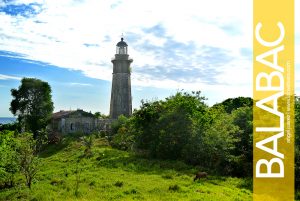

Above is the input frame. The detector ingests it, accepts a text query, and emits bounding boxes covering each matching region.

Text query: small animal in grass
[194,172,208,181]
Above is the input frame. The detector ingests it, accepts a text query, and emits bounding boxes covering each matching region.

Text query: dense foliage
[134,91,208,160]
[10,78,54,138]
[18,133,39,189]
[0,131,19,188]
[214,97,253,114]
[111,92,254,176]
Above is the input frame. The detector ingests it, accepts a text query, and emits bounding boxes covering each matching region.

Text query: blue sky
[0,0,299,117]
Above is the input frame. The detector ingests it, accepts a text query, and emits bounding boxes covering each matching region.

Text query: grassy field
[0,136,252,201]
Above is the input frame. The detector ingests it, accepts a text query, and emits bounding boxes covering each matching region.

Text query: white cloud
[0,0,298,98]
[69,82,93,87]
[0,74,22,80]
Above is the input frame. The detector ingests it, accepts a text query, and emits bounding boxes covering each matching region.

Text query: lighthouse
[109,38,133,119]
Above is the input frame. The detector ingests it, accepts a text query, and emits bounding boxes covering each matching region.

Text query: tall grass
[0,136,252,201]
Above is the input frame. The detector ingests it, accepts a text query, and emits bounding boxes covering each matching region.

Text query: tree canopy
[214,97,253,114]
[10,78,54,138]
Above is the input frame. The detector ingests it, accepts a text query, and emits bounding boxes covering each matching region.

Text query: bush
[0,122,20,132]
[111,115,128,135]
[1,131,40,189]
[124,189,138,194]
[162,174,173,179]
[110,115,137,151]
[82,135,93,158]
[111,126,135,151]
[50,178,65,186]
[89,181,96,186]
[0,130,20,189]
[107,92,257,177]
[134,91,208,160]
[168,184,180,191]
[114,181,123,187]
[18,133,39,189]
[109,91,251,177]
[48,131,62,144]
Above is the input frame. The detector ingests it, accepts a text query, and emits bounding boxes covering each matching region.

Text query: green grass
[0,136,252,201]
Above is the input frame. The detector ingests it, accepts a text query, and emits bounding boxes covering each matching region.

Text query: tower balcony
[111,54,133,61]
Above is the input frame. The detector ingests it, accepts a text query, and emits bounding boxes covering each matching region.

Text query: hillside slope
[0,136,252,201]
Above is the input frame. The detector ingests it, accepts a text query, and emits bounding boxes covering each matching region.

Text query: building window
[83,123,89,133]
[70,123,74,130]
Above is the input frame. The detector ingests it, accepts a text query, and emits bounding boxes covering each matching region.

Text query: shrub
[50,178,65,186]
[100,131,107,138]
[111,126,135,151]
[48,131,62,144]
[114,181,123,187]
[134,91,208,160]
[124,189,138,194]
[18,133,39,189]
[162,174,173,179]
[82,135,93,158]
[0,130,20,189]
[0,122,21,132]
[168,184,180,191]
[89,181,96,186]
[111,115,128,135]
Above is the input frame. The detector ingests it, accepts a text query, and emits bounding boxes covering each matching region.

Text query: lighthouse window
[116,47,127,54]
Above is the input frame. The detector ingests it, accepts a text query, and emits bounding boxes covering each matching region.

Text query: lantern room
[116,37,128,54]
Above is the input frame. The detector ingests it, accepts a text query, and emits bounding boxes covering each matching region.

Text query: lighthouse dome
[116,38,128,47]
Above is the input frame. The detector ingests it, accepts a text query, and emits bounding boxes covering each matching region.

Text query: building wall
[51,117,113,134]
[62,117,95,134]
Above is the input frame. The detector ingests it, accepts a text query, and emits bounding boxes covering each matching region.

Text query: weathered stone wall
[95,119,114,131]
[110,54,133,119]
[62,117,95,134]
[51,117,114,135]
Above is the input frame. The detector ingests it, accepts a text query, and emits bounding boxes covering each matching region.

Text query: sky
[0,0,299,117]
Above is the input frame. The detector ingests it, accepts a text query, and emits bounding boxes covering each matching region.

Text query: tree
[110,117,137,151]
[231,106,253,177]
[111,115,128,135]
[155,108,194,159]
[10,78,54,138]
[214,97,253,114]
[182,105,239,172]
[18,133,39,189]
[82,135,94,158]
[94,112,109,119]
[133,91,209,159]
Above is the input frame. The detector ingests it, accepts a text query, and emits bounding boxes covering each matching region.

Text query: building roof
[52,109,94,119]
[52,110,73,119]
